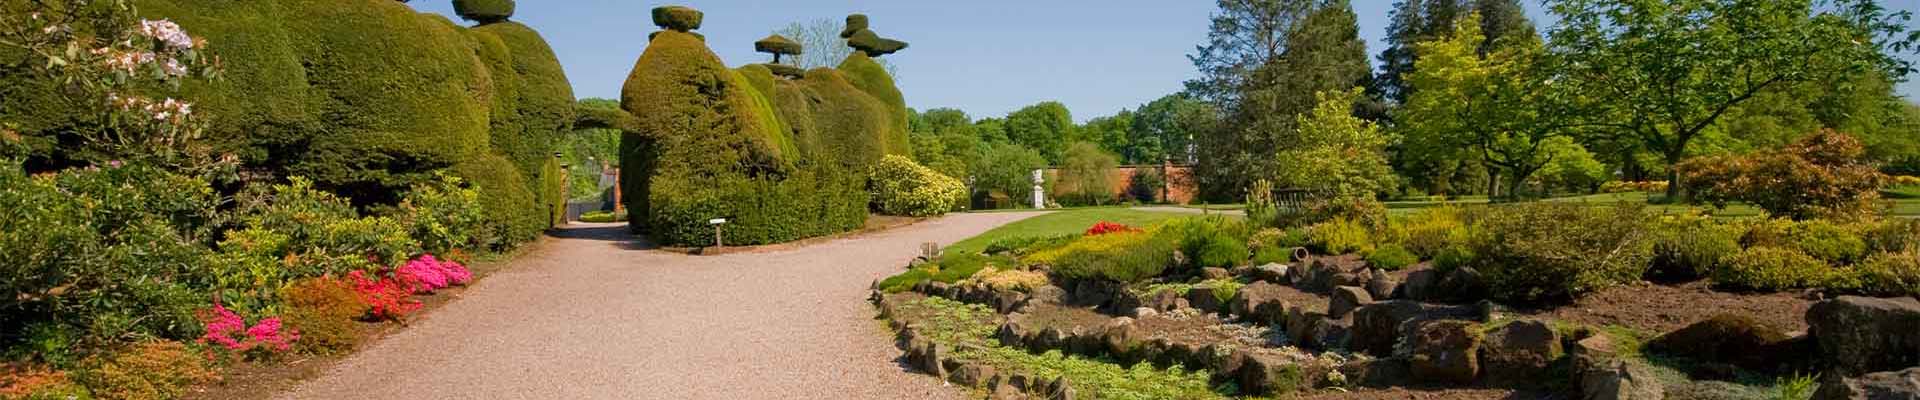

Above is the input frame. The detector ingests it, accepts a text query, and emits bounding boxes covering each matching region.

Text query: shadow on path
[546,223,659,250]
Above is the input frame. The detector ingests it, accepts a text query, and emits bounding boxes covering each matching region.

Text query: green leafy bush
[1309,218,1373,255]
[74,342,213,400]
[1466,203,1655,302]
[1166,218,1251,270]
[1647,215,1741,282]
[868,155,966,216]
[399,174,487,256]
[1860,219,1920,254]
[1366,244,1419,271]
[1714,247,1832,292]
[1433,244,1475,273]
[1787,220,1868,265]
[1401,206,1467,258]
[1846,252,1920,297]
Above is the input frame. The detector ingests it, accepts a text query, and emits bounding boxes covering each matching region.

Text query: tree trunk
[1663,149,1685,202]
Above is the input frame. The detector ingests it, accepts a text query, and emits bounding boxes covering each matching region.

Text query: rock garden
[874,193,1920,399]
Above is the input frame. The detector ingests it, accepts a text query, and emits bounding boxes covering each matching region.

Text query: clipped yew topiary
[764,63,806,79]
[652,6,703,32]
[840,14,869,38]
[454,0,515,23]
[754,34,803,64]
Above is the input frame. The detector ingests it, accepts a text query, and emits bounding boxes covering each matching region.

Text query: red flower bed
[1086,221,1139,236]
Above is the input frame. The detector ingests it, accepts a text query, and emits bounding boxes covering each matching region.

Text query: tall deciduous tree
[774,17,896,76]
[1377,0,1536,106]
[1004,102,1076,163]
[1080,111,1135,163]
[1128,93,1212,165]
[1056,142,1120,206]
[1398,13,1573,199]
[1546,0,1915,199]
[1275,87,1396,200]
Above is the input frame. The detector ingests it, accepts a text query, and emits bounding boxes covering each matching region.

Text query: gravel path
[279,212,1045,400]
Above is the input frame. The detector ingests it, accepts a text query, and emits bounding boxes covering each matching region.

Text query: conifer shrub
[453,0,515,23]
[1308,218,1373,255]
[1465,203,1655,302]
[1046,230,1181,283]
[74,342,212,400]
[1401,206,1467,259]
[1713,247,1833,292]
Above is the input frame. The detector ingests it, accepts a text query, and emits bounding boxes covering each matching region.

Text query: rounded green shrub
[1366,244,1419,271]
[1433,244,1475,273]
[837,52,911,157]
[1787,220,1867,265]
[1648,216,1741,282]
[1401,206,1467,259]
[868,155,966,217]
[1862,219,1920,254]
[1714,246,1832,292]
[651,6,703,31]
[1466,203,1655,302]
[454,0,514,23]
[1846,252,1920,297]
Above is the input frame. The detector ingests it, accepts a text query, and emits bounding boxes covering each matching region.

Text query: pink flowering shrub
[347,270,420,321]
[396,254,472,294]
[198,303,298,355]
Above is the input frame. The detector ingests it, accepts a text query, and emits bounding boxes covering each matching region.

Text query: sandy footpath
[280,212,1044,400]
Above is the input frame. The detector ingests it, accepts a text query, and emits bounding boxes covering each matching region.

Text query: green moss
[837,53,910,157]
[453,0,514,23]
[650,6,703,31]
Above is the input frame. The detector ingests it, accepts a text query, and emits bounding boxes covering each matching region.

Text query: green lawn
[946,208,1193,254]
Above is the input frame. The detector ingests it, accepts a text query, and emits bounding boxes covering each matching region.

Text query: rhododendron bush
[199,304,298,355]
[349,271,422,321]
[397,254,473,294]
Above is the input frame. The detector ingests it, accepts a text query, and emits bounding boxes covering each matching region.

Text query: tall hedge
[54,0,577,247]
[838,52,911,157]
[621,16,911,245]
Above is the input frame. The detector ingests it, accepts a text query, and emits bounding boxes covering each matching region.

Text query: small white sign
[709,218,728,225]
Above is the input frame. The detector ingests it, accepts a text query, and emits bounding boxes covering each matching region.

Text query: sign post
[709,218,727,248]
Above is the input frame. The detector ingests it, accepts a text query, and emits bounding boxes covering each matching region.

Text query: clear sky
[409,1,1919,122]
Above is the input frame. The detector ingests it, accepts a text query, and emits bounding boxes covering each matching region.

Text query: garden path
[278,212,1047,400]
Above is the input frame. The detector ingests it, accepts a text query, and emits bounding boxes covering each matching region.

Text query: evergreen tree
[1376,0,1535,106]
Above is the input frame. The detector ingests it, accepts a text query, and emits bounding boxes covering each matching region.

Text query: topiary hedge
[619,9,915,246]
[454,0,515,23]
[651,6,703,32]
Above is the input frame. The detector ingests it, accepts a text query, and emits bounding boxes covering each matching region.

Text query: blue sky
[410,1,1919,122]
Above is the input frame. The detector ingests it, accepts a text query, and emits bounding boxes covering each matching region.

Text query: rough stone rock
[927,281,953,297]
[996,321,1028,348]
[1333,272,1370,289]
[1299,259,1344,292]
[1102,318,1140,356]
[1230,265,1256,278]
[1130,307,1158,319]
[1069,280,1123,308]
[1187,286,1225,313]
[1582,359,1666,400]
[907,337,947,379]
[1254,263,1290,283]
[1403,269,1440,301]
[1367,269,1401,299]
[1029,285,1069,305]
[1046,376,1075,400]
[1350,300,1480,357]
[1808,296,1920,375]
[1239,352,1307,396]
[1202,267,1232,280]
[994,290,1029,313]
[953,363,996,387]
[1339,357,1413,388]
[1146,288,1185,311]
[1434,267,1487,301]
[1410,320,1483,384]
[1329,286,1374,319]
[1229,281,1291,326]
[1646,314,1789,371]
[1205,343,1248,376]
[1480,319,1563,383]
[1814,367,1920,400]
[1286,306,1331,349]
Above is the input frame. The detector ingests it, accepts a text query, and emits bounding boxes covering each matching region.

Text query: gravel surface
[279,212,1045,400]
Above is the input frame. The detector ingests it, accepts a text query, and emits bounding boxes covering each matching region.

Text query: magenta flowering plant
[198,303,298,355]
[396,254,473,294]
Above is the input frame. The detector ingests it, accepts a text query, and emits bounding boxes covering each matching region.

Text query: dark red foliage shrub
[1682,129,1888,220]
